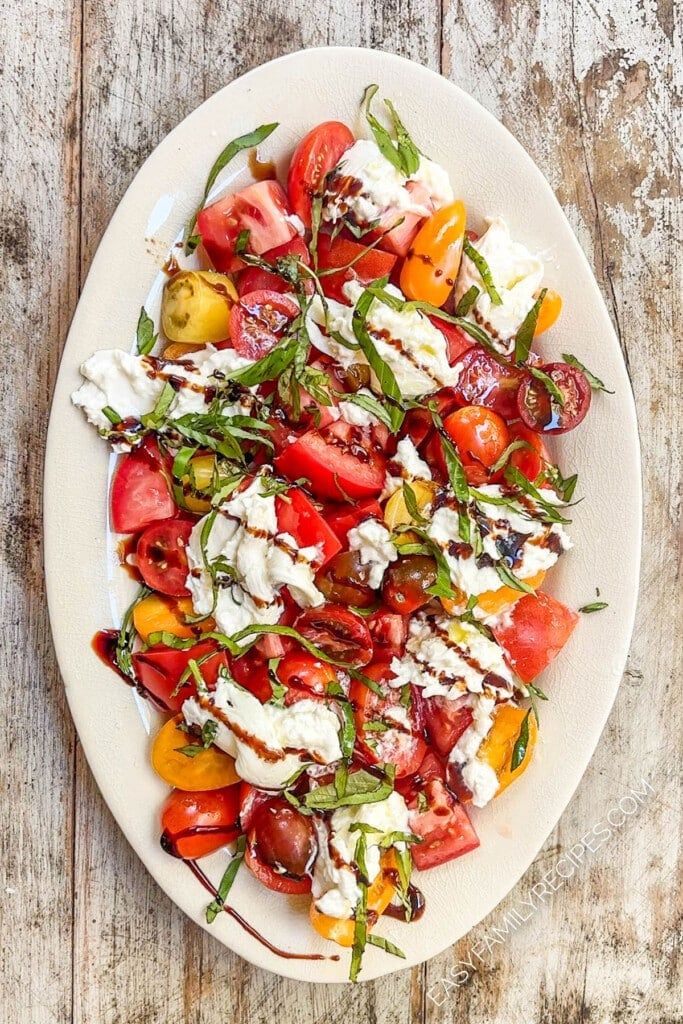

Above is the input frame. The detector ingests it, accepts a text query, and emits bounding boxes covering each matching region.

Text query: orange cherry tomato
[133,594,214,644]
[151,717,240,792]
[400,200,467,307]
[309,850,398,947]
[163,341,204,360]
[479,704,538,796]
[443,406,510,485]
[533,289,562,336]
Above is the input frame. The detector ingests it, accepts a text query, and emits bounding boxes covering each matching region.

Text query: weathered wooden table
[2,2,680,1021]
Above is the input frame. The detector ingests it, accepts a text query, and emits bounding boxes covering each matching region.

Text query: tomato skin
[366,608,408,659]
[245,843,312,894]
[160,786,242,860]
[110,439,175,534]
[400,387,460,451]
[249,799,316,880]
[229,289,299,359]
[428,318,474,365]
[326,499,383,544]
[275,488,342,567]
[373,179,433,257]
[133,640,229,712]
[493,592,579,682]
[316,233,398,304]
[275,425,386,502]
[197,180,296,273]
[400,201,467,307]
[276,651,337,695]
[229,648,273,703]
[236,237,311,297]
[409,780,480,870]
[396,750,445,803]
[517,362,592,435]
[443,406,510,486]
[350,663,426,777]
[507,421,550,482]
[453,345,530,420]
[136,518,193,597]
[422,696,473,758]
[287,121,355,227]
[382,555,437,614]
[294,604,373,666]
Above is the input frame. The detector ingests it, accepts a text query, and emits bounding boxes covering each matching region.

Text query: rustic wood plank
[0,2,81,1023]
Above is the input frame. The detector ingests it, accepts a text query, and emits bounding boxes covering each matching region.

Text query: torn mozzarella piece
[383,436,433,498]
[347,519,398,589]
[449,694,501,808]
[183,674,342,789]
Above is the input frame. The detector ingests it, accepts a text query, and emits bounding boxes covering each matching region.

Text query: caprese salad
[73,87,610,979]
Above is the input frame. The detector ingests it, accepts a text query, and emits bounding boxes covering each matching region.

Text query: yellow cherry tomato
[479,704,538,797]
[400,200,467,307]
[161,270,237,343]
[151,717,240,791]
[384,480,438,532]
[180,453,216,514]
[133,594,214,644]
[533,288,562,336]
[440,570,546,618]
[309,851,398,947]
[163,341,204,360]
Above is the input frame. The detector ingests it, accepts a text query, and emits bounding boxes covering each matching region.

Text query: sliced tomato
[160,786,242,860]
[382,555,437,615]
[396,749,445,803]
[400,387,460,451]
[110,439,175,534]
[236,236,311,297]
[422,696,473,759]
[428,317,474,365]
[229,647,273,703]
[136,518,193,597]
[133,640,229,713]
[197,180,296,273]
[443,406,510,486]
[326,499,383,544]
[493,591,579,682]
[366,608,408,659]
[516,362,592,435]
[246,798,316,893]
[276,651,337,695]
[275,423,386,502]
[508,421,550,482]
[287,121,355,227]
[275,487,342,567]
[294,604,373,666]
[238,783,271,832]
[229,289,299,359]
[350,663,426,777]
[373,180,432,257]
[316,233,398,304]
[453,345,530,420]
[409,780,480,870]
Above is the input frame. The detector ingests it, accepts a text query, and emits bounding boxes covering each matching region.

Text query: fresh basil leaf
[504,464,573,524]
[454,285,480,317]
[227,337,298,387]
[578,601,609,613]
[350,882,369,981]
[402,481,428,525]
[205,834,247,923]
[354,830,371,884]
[115,585,152,677]
[234,229,250,255]
[140,381,176,429]
[366,934,406,959]
[337,390,397,431]
[102,406,121,425]
[495,563,535,593]
[310,194,323,267]
[136,306,157,355]
[514,288,547,363]
[528,366,566,407]
[361,85,403,174]
[385,99,420,175]
[351,286,403,407]
[463,238,502,306]
[489,438,533,475]
[511,709,531,771]
[562,352,614,394]
[301,767,395,811]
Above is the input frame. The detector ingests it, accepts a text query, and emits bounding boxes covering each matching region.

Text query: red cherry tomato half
[133,640,229,713]
[350,663,427,777]
[400,387,460,451]
[236,237,311,297]
[453,345,530,420]
[136,518,193,597]
[493,591,579,682]
[160,786,242,860]
[422,696,473,759]
[294,604,373,666]
[287,121,355,227]
[275,488,342,567]
[247,799,316,891]
[366,608,408,659]
[316,233,398,304]
[276,651,337,695]
[443,406,511,486]
[197,180,296,274]
[229,647,273,703]
[396,749,445,804]
[275,423,386,502]
[326,498,383,544]
[516,362,592,435]
[409,779,480,870]
[507,421,550,482]
[110,439,175,534]
[428,317,474,365]
[229,289,299,360]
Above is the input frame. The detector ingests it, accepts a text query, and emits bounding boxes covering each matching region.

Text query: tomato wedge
[366,608,408,659]
[516,362,592,435]
[110,439,175,534]
[428,317,474,365]
[229,289,299,359]
[350,663,426,777]
[236,237,311,297]
[453,345,530,420]
[275,423,386,502]
[507,421,550,482]
[294,604,373,666]
[422,696,473,758]
[287,121,355,227]
[197,180,296,273]
[409,780,480,870]
[136,518,193,597]
[316,233,397,304]
[275,487,341,567]
[160,786,242,860]
[133,640,229,712]
[325,498,383,544]
[493,592,579,682]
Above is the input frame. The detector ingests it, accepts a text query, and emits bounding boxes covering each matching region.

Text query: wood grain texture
[1,0,680,1022]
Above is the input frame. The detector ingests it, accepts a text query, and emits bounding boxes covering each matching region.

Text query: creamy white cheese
[322,139,453,229]
[312,791,412,919]
[347,519,398,589]
[453,217,544,354]
[182,674,342,789]
[389,614,514,699]
[72,346,252,436]
[427,485,571,599]
[337,389,381,428]
[449,694,501,807]
[383,436,433,497]
[185,477,324,640]
[306,281,459,398]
